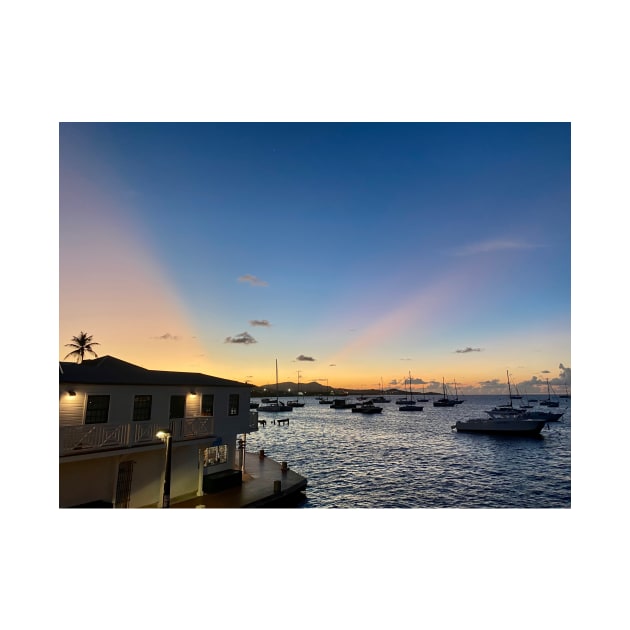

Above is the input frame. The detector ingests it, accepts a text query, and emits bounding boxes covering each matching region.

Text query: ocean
[245,394,571,508]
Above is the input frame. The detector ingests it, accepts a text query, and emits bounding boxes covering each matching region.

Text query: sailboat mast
[507,370,513,406]
[275,359,279,402]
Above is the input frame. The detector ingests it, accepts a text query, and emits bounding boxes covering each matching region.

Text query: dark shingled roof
[59,356,248,388]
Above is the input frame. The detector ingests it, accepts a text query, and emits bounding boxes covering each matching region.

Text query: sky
[59,122,570,394]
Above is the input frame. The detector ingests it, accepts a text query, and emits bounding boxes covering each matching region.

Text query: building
[59,356,257,508]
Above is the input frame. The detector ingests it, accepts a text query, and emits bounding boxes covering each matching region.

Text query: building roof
[59,356,248,388]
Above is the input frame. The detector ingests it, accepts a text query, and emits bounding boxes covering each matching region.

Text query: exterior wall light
[67,390,77,396]
[190,390,197,396]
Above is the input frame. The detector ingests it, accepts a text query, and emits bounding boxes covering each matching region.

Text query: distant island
[249,380,441,397]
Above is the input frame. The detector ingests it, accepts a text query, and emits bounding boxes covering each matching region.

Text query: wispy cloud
[296,355,316,361]
[152,333,180,341]
[224,332,257,345]
[455,347,483,353]
[249,319,271,327]
[451,239,540,257]
[329,364,336,367]
[238,274,268,286]
[400,357,412,361]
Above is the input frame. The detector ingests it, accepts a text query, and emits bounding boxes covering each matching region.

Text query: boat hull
[453,418,547,436]
[258,404,294,412]
[399,405,424,411]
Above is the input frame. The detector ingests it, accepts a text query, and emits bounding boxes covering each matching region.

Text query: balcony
[60,410,259,458]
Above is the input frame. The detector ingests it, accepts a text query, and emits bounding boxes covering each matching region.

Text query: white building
[59,356,257,508]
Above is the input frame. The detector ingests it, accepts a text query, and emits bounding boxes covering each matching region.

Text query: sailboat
[371,378,391,403]
[258,360,293,413]
[540,379,560,407]
[416,386,429,403]
[287,370,305,407]
[452,379,465,404]
[485,371,527,419]
[399,372,424,412]
[433,377,457,407]
[318,379,333,404]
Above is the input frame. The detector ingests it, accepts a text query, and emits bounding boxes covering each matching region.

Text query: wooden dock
[171,452,307,508]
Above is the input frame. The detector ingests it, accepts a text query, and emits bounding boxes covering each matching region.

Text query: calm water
[246,395,571,508]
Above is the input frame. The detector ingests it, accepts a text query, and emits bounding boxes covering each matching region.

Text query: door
[115,460,134,508]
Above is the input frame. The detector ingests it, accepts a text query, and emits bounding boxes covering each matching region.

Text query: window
[229,394,239,416]
[170,395,186,419]
[203,445,228,467]
[86,395,110,424]
[133,395,152,421]
[201,394,214,416]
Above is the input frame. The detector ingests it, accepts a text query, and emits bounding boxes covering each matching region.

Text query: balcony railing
[60,412,259,457]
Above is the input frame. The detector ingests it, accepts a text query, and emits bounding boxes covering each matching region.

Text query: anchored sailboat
[258,360,293,413]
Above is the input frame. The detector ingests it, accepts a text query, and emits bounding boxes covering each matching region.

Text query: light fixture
[67,390,76,397]
[190,390,197,396]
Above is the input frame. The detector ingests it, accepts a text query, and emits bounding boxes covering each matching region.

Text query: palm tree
[64,331,100,363]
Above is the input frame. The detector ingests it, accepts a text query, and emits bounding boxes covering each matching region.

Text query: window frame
[228,393,239,416]
[133,394,152,421]
[85,394,110,424]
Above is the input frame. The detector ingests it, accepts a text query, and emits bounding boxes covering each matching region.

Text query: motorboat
[330,399,357,409]
[351,401,383,414]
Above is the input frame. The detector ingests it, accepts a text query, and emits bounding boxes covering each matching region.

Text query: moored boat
[399,371,424,412]
[433,378,457,407]
[452,417,547,436]
[352,401,383,414]
[330,399,357,409]
[540,378,560,407]
[259,360,294,413]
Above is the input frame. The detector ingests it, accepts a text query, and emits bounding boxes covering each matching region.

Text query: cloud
[400,357,412,361]
[224,332,257,345]
[329,364,336,367]
[559,363,571,385]
[249,319,271,327]
[152,333,180,341]
[296,355,316,361]
[238,274,268,286]
[450,239,539,257]
[541,369,550,374]
[455,347,483,353]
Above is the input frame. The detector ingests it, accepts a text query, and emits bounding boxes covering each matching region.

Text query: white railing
[60,417,218,457]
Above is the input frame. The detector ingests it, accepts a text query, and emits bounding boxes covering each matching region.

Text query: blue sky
[59,122,570,393]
